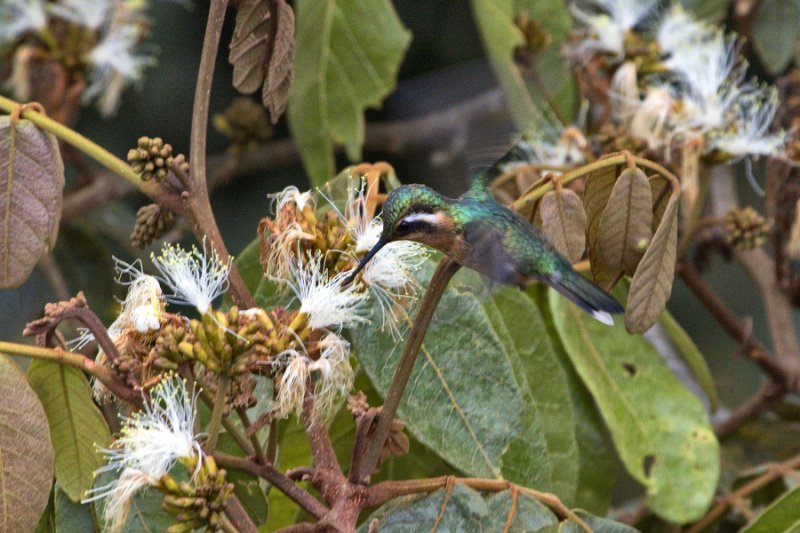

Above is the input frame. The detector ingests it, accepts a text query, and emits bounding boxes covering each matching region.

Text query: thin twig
[366,477,590,531]
[205,373,230,452]
[714,380,786,439]
[357,258,461,483]
[686,452,800,533]
[236,407,266,464]
[223,492,258,533]
[0,340,142,407]
[215,452,330,519]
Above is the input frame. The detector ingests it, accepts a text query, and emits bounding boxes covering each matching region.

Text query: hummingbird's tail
[545,269,624,325]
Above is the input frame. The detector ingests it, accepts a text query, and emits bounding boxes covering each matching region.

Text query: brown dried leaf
[625,191,679,333]
[596,167,653,274]
[583,164,619,249]
[583,164,619,289]
[539,189,587,263]
[0,117,65,288]
[0,354,55,532]
[650,174,671,232]
[262,0,295,122]
[229,0,295,123]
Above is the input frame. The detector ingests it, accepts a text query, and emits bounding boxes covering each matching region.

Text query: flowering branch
[205,373,231,452]
[214,452,330,519]
[686,452,800,533]
[356,257,462,483]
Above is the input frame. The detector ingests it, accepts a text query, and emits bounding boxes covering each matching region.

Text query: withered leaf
[0,354,55,532]
[0,117,65,288]
[596,167,653,274]
[539,189,587,263]
[650,174,671,232]
[583,165,619,250]
[229,0,296,123]
[583,164,619,289]
[625,191,679,333]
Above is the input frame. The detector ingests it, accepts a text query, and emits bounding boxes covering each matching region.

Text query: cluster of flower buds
[213,97,273,152]
[131,203,175,249]
[128,137,187,182]
[153,307,269,375]
[159,456,234,533]
[725,207,769,250]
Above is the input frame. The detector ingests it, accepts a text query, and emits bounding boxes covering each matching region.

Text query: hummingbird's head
[345,184,450,284]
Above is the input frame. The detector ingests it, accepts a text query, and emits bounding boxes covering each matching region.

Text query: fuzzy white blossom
[309,333,354,414]
[271,185,314,213]
[571,0,658,58]
[151,241,231,315]
[275,350,310,418]
[85,21,155,116]
[0,0,47,43]
[84,376,203,532]
[629,87,675,151]
[86,259,164,402]
[284,252,368,330]
[709,88,786,158]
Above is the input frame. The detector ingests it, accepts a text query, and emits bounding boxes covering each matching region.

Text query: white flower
[85,22,155,116]
[271,185,314,213]
[309,333,354,414]
[572,0,658,58]
[84,376,203,532]
[115,259,164,333]
[48,0,111,30]
[275,350,310,418]
[357,235,428,335]
[656,6,741,133]
[151,241,232,314]
[0,0,47,43]
[355,217,382,253]
[284,252,367,330]
[628,87,675,151]
[709,87,785,158]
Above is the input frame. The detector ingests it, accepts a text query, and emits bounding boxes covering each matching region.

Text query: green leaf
[742,486,800,533]
[34,486,55,533]
[660,309,719,411]
[235,238,265,295]
[28,360,111,502]
[0,354,55,533]
[472,0,575,130]
[54,482,97,532]
[751,0,800,75]
[361,483,637,532]
[351,266,551,485]
[288,0,411,185]
[266,419,314,530]
[483,286,579,504]
[360,483,558,532]
[533,285,615,514]
[549,290,720,523]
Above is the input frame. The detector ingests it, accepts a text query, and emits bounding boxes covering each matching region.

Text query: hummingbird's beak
[344,238,388,285]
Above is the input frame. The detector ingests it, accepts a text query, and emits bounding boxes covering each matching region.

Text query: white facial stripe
[401,213,440,226]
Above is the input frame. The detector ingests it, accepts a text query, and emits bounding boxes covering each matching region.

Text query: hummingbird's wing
[462,218,528,287]
[467,139,539,197]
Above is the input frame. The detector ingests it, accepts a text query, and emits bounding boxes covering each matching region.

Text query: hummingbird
[346,141,624,325]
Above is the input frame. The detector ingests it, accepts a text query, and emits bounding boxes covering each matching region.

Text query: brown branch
[357,258,462,483]
[214,452,330,520]
[714,380,786,439]
[301,393,346,500]
[224,493,258,533]
[677,260,800,390]
[0,340,142,407]
[366,476,589,531]
[686,452,800,533]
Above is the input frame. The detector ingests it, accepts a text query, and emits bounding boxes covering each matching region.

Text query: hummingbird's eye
[395,219,413,235]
